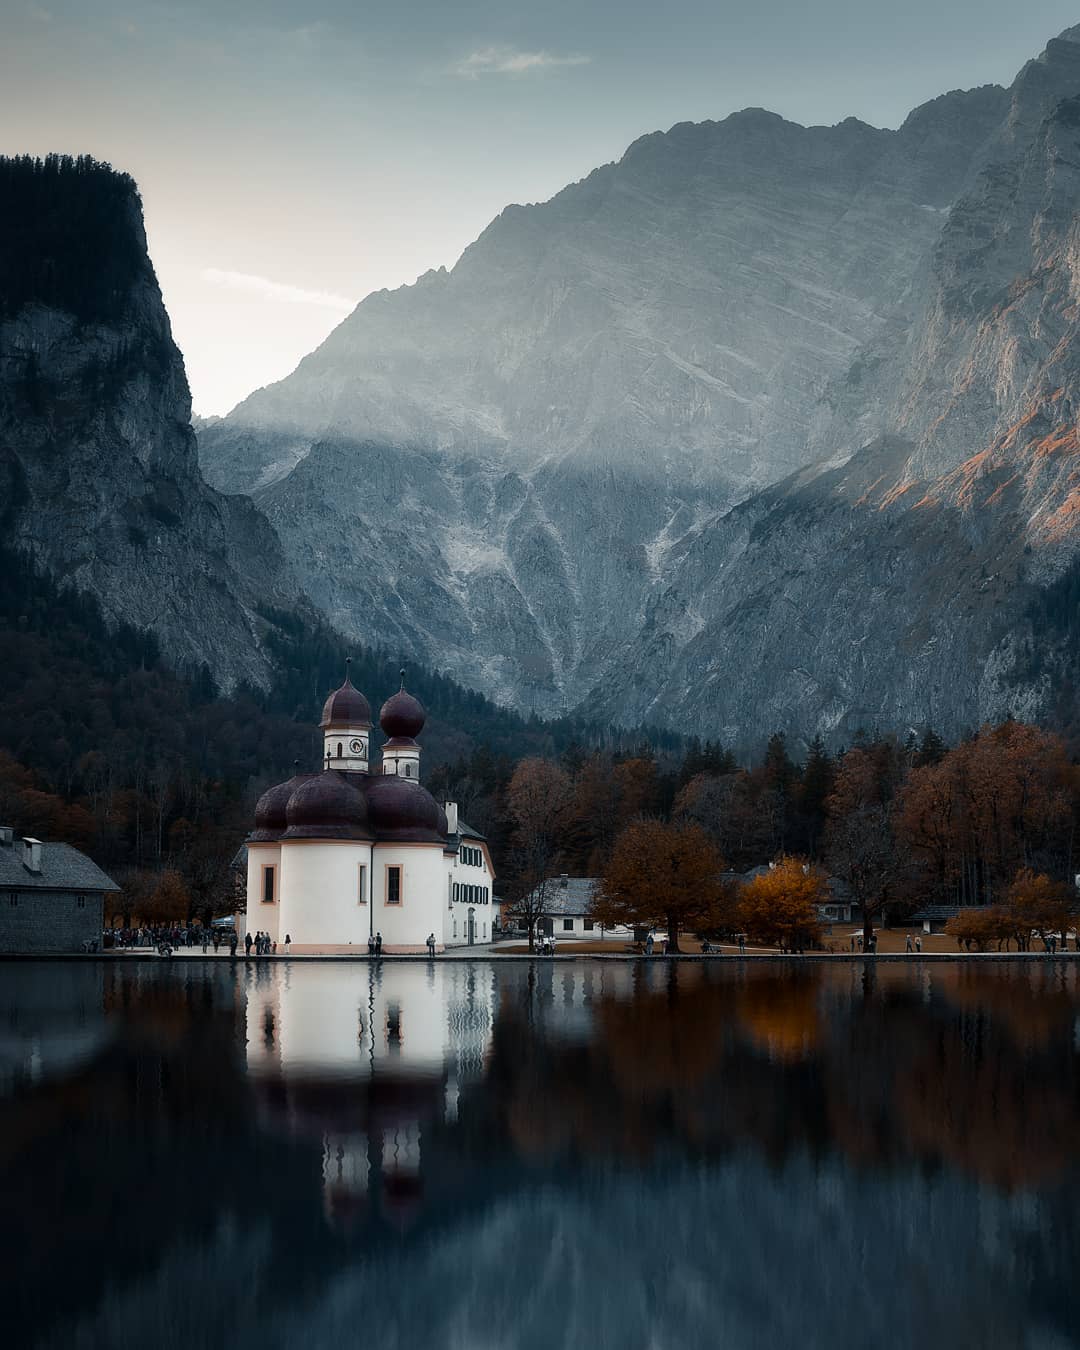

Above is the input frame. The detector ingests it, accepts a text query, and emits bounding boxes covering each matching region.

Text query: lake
[3,958,1079,1350]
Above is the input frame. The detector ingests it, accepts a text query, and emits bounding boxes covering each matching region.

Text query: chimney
[22,837,42,873]
[445,801,459,835]
[0,826,13,847]
[559,873,569,888]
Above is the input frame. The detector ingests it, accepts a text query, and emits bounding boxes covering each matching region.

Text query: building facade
[244,666,496,953]
[0,828,119,953]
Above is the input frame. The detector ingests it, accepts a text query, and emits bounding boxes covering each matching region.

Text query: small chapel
[244,664,495,953]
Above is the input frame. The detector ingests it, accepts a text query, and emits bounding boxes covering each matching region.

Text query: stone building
[244,665,496,953]
[0,828,119,953]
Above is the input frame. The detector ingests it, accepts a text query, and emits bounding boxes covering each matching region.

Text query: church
[245,664,495,953]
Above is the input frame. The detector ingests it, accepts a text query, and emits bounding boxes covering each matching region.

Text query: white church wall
[371,844,448,952]
[246,842,282,944]
[278,840,374,951]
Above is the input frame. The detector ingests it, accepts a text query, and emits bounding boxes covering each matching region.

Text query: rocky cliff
[0,156,304,689]
[199,29,1080,742]
[595,42,1080,749]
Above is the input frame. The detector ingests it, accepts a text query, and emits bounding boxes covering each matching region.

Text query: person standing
[426,933,436,957]
[229,932,238,957]
[375,932,383,957]
[284,933,291,955]
[645,932,654,957]
[915,935,922,953]
[905,934,913,953]
[367,933,375,957]
[245,931,253,957]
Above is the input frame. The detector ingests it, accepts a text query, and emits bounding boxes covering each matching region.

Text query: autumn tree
[1005,868,1073,951]
[505,757,574,949]
[898,723,1075,907]
[594,818,727,954]
[737,857,826,952]
[825,747,908,949]
[144,869,191,925]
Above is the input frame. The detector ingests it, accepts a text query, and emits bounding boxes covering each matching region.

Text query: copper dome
[251,772,313,842]
[379,670,426,740]
[366,775,447,844]
[321,664,372,729]
[282,771,373,841]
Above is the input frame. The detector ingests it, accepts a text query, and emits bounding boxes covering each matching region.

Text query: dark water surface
[3,958,1080,1350]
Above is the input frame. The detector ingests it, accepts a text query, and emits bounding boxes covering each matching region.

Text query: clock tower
[320,659,372,773]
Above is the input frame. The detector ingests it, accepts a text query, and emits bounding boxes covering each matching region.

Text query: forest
[2,543,1078,928]
[0,545,682,919]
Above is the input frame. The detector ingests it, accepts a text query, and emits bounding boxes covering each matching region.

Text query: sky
[3,0,1078,416]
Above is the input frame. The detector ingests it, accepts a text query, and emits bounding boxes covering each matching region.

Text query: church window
[404,763,413,778]
[563,919,574,932]
[262,866,276,904]
[8,894,17,907]
[357,864,367,904]
[76,895,85,908]
[386,866,402,905]
[337,742,343,758]
[453,918,457,938]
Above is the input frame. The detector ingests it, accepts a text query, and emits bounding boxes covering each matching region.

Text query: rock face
[200,29,1080,741]
[0,157,304,689]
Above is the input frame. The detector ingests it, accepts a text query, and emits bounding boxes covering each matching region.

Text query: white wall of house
[446,838,495,946]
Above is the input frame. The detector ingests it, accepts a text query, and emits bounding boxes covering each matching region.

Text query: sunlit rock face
[0,160,303,690]
[200,30,1080,739]
[593,34,1080,749]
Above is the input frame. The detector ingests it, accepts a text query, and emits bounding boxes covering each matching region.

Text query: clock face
[349,738,366,757]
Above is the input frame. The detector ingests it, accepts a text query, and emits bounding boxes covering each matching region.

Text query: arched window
[404,763,412,778]
[337,742,342,758]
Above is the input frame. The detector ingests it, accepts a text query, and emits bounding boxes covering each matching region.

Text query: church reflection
[243,962,498,1227]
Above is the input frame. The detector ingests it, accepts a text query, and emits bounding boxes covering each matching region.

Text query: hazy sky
[4,1,1077,415]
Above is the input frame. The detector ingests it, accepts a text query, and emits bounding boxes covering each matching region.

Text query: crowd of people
[103,923,235,952]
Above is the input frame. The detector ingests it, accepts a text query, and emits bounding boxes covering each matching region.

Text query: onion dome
[379,669,426,740]
[367,774,448,844]
[282,770,372,840]
[251,769,312,842]
[321,658,372,729]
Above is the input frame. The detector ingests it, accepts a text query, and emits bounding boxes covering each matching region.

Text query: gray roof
[0,841,120,893]
[455,818,486,843]
[521,877,599,917]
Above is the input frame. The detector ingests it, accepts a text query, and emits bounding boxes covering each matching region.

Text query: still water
[3,958,1080,1350]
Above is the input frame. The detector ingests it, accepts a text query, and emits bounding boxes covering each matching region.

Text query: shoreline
[3,951,1080,964]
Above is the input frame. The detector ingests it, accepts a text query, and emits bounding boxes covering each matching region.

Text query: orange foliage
[595,818,727,952]
[737,857,825,951]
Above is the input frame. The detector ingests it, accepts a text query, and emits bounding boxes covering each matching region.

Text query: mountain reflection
[3,959,1080,1349]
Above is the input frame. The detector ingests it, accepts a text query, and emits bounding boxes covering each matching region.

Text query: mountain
[0,155,305,690]
[198,29,1080,743]
[594,39,1080,749]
